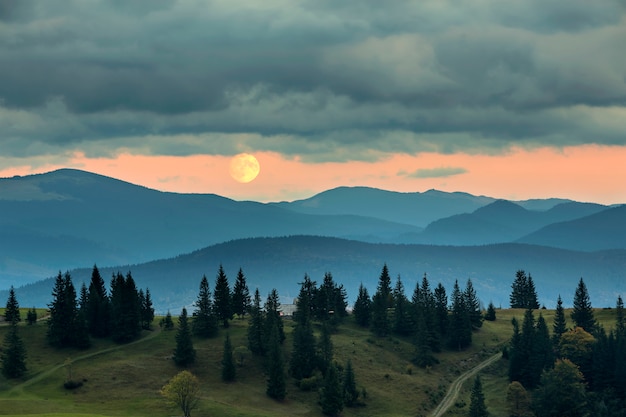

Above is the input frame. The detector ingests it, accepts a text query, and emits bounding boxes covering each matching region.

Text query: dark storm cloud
[0,0,625,162]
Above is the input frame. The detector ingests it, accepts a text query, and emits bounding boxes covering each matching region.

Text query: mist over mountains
[1,169,624,311]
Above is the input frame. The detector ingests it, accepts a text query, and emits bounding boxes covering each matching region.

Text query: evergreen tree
[26,307,37,325]
[343,359,359,407]
[413,312,439,368]
[434,282,448,338]
[392,275,412,336]
[517,308,540,388]
[231,268,251,320]
[162,310,174,330]
[265,322,286,400]
[79,283,89,312]
[318,321,334,375]
[173,308,196,367]
[247,288,265,355]
[110,272,142,343]
[510,270,528,308]
[468,374,488,417]
[448,280,472,350]
[4,286,21,324]
[526,274,540,310]
[353,283,371,327]
[508,317,523,383]
[418,274,441,352]
[484,302,496,321]
[86,264,110,338]
[320,362,343,416]
[221,333,236,382]
[74,284,91,350]
[1,323,27,378]
[263,289,285,348]
[531,314,554,385]
[465,278,483,329]
[293,275,316,324]
[571,277,596,333]
[192,275,218,338]
[510,270,539,309]
[47,271,81,348]
[552,295,567,347]
[140,288,155,330]
[616,295,625,337]
[289,278,317,380]
[371,264,392,337]
[213,264,233,328]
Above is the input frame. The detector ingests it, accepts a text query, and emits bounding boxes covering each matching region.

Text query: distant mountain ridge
[4,236,626,313]
[0,168,624,292]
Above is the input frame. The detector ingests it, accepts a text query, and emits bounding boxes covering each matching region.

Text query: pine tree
[221,333,236,382]
[434,282,448,338]
[318,321,334,375]
[110,272,142,343]
[192,275,218,338]
[371,264,392,337]
[173,308,196,367]
[531,313,553,385]
[162,310,174,330]
[484,302,496,321]
[419,275,441,352]
[4,286,21,324]
[392,275,412,336]
[508,317,523,382]
[552,295,567,347]
[571,277,595,333]
[468,374,488,417]
[465,278,483,329]
[47,271,82,348]
[510,270,528,308]
[86,264,110,338]
[265,322,286,400]
[413,312,439,368]
[263,289,285,348]
[616,295,625,337]
[213,264,232,328]
[26,307,37,325]
[353,283,371,327]
[231,268,251,320]
[343,359,359,407]
[141,288,155,330]
[526,274,540,310]
[289,278,317,380]
[74,283,91,350]
[320,362,343,416]
[448,280,472,350]
[247,288,265,355]
[1,323,27,378]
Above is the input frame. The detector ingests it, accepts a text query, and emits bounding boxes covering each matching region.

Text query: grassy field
[0,307,619,417]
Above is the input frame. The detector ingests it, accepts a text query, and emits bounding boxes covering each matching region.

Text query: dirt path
[429,352,501,417]
[6,327,162,396]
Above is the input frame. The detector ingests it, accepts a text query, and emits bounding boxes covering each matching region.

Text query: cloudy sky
[1,0,625,203]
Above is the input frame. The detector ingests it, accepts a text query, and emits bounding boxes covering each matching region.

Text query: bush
[298,375,320,391]
[63,380,83,390]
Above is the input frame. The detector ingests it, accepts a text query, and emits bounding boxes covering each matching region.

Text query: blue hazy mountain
[0,169,421,287]
[517,205,626,251]
[5,236,626,314]
[417,200,608,245]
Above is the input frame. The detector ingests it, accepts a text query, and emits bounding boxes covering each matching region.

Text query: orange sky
[1,144,625,205]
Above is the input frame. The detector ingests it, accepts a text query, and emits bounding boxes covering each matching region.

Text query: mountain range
[1,169,624,310]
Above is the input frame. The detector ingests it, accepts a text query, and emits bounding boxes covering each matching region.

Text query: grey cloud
[404,167,469,179]
[0,0,624,162]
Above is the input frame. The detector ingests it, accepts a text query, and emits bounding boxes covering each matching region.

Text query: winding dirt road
[429,352,501,417]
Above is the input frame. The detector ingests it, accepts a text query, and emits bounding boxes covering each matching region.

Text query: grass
[0,308,620,417]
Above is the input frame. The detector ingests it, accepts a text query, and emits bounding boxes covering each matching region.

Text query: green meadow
[0,308,619,417]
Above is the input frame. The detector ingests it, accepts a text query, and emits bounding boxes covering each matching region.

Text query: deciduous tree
[161,370,200,417]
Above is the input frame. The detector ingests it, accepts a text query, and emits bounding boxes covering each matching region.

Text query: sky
[1,0,625,204]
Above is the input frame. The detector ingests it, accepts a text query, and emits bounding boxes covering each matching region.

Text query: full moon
[229,153,260,183]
